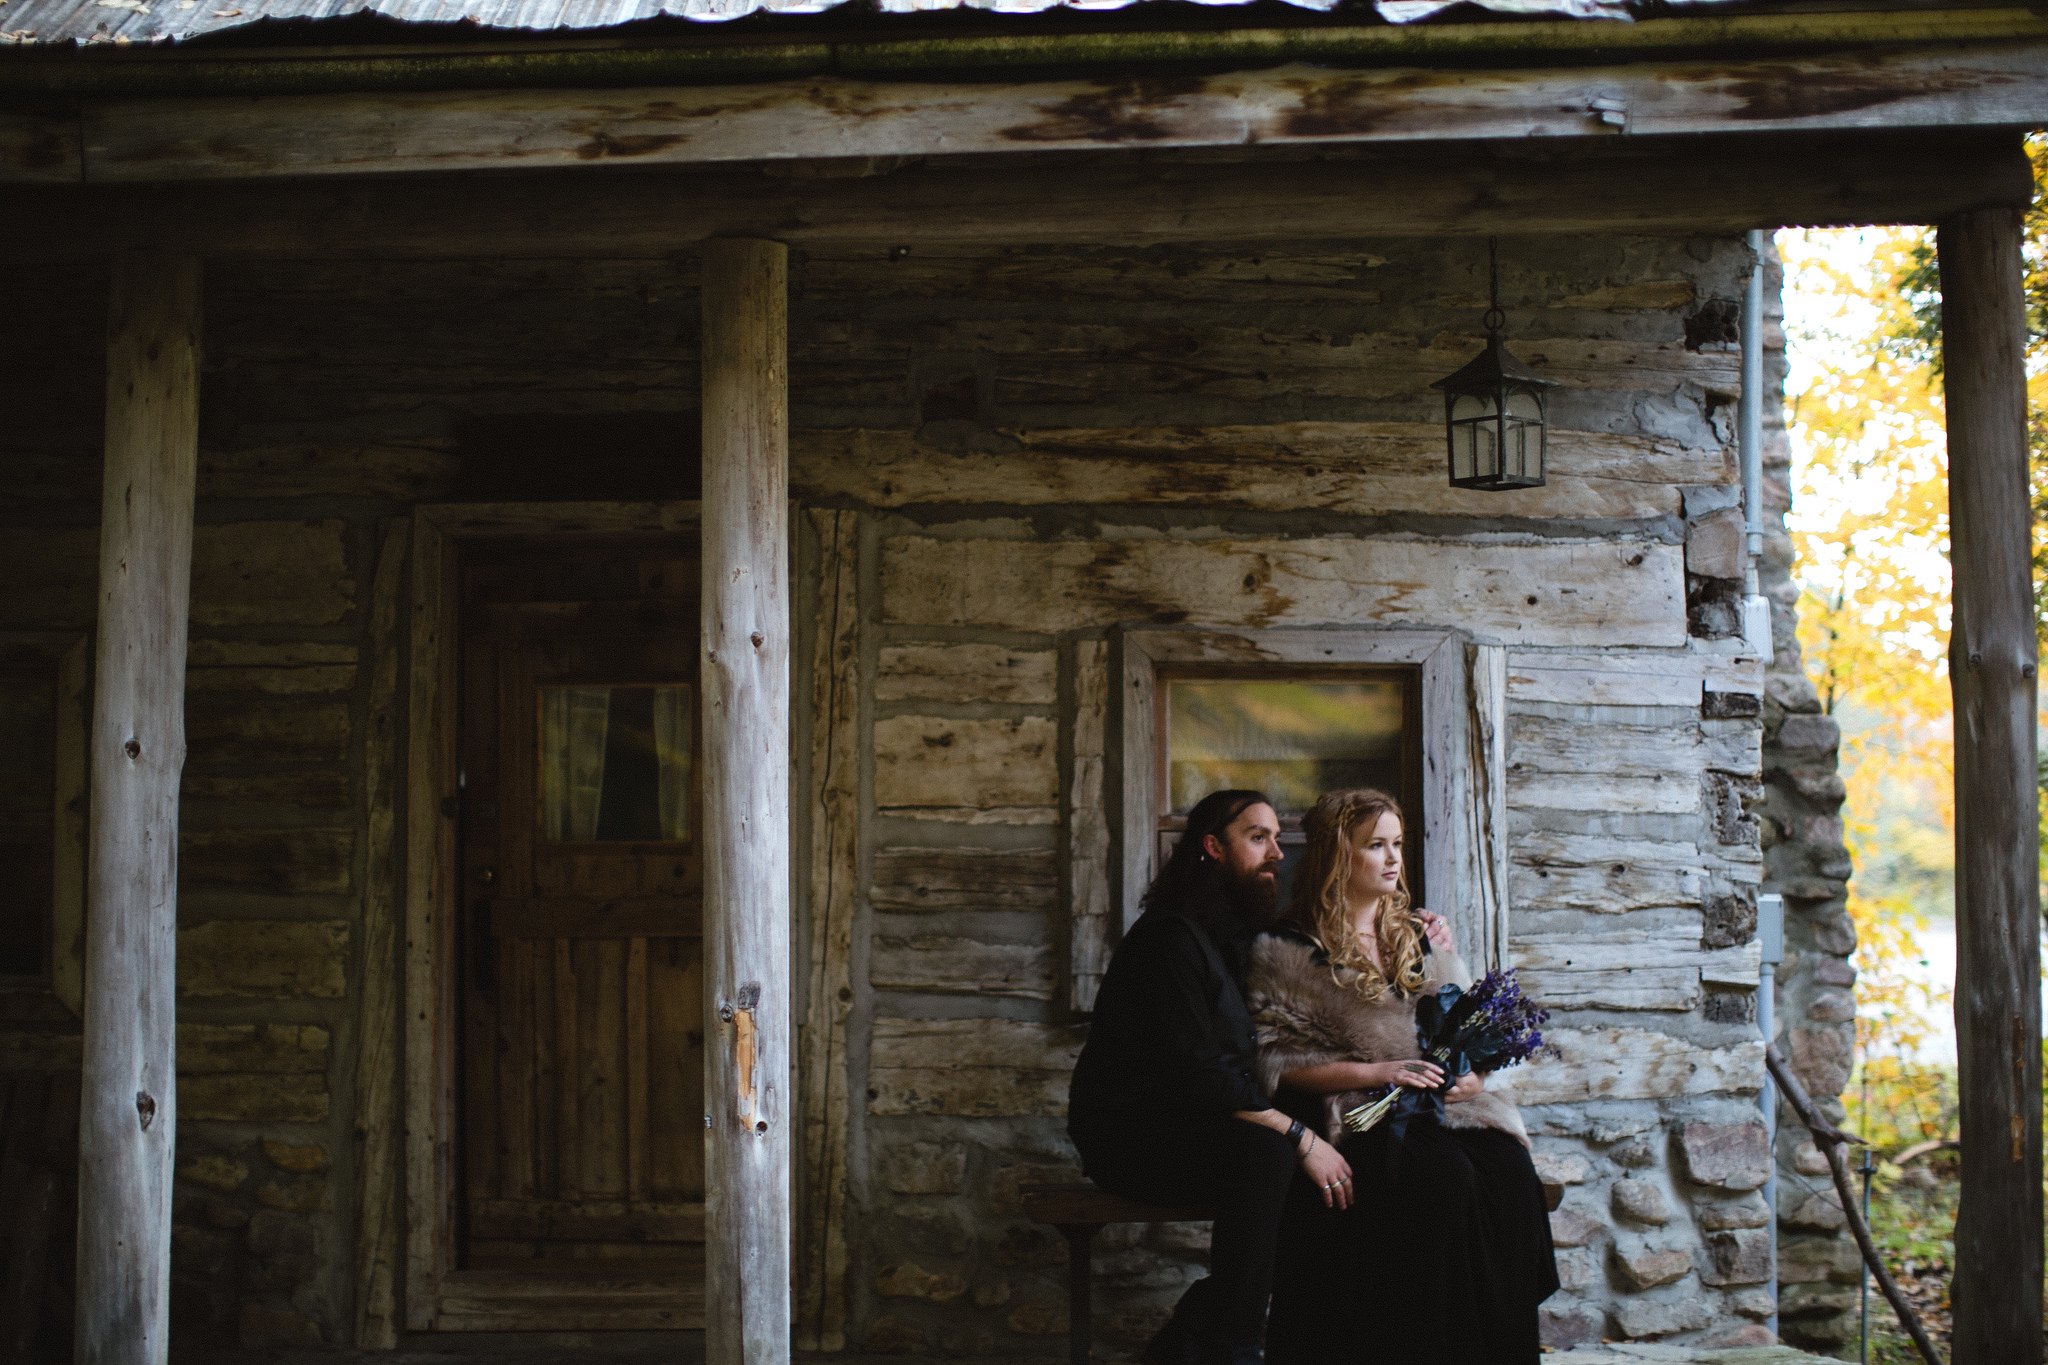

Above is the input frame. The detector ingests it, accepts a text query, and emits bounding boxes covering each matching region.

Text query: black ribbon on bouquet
[1382,981,1507,1143]
[1377,1082,1443,1144]
[1365,982,1476,1185]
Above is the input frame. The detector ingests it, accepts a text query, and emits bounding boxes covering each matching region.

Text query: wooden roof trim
[0,5,2044,98]
[8,39,2045,185]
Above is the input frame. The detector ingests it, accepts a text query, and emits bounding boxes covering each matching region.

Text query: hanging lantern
[1432,238,1559,491]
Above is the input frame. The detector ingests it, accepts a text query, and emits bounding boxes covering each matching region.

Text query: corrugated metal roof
[0,0,1637,50]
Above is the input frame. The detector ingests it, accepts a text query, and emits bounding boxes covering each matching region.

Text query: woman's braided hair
[1285,787,1426,1002]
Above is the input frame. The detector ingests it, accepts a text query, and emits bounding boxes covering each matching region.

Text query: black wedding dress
[1264,1107,1560,1364]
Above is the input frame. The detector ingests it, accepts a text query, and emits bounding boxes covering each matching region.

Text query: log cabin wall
[0,226,1799,1352]
[827,233,1781,1356]
[0,260,383,1349]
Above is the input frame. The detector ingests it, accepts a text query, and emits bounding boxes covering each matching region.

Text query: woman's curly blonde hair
[1284,788,1426,1002]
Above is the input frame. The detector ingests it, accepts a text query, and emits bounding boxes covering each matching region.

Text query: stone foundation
[1755,245,1860,1356]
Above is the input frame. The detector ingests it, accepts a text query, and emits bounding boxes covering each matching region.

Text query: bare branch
[1767,1044,1946,1365]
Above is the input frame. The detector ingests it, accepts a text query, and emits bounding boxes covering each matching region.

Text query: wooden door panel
[493,899,697,939]
[626,938,650,1200]
[532,853,700,901]
[531,941,562,1209]
[549,939,579,1199]
[465,932,501,1201]
[647,937,705,1201]
[462,632,506,1209]
[496,936,538,1201]
[457,535,703,1318]
[470,1200,706,1243]
[574,937,627,1200]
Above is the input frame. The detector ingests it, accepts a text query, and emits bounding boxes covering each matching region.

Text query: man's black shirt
[1068,894,1274,1125]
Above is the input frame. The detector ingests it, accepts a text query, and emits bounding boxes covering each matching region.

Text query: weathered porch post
[75,254,201,1365]
[700,238,792,1363]
[1938,205,2043,1364]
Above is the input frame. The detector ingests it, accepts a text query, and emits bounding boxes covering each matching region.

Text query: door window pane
[1166,679,1405,817]
[540,685,692,843]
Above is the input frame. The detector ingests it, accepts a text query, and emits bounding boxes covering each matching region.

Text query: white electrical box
[1742,594,1772,661]
[1757,892,1784,967]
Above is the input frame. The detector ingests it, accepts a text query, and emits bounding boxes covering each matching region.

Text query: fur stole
[1246,932,1529,1148]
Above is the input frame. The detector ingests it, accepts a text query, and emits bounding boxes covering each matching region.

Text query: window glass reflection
[541,686,692,842]
[1166,679,1404,817]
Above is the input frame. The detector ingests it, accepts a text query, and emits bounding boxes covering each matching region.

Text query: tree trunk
[75,254,201,1365]
[700,238,791,1365]
[1939,203,2044,1365]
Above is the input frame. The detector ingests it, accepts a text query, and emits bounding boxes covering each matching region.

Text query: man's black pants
[1071,1113,1297,1365]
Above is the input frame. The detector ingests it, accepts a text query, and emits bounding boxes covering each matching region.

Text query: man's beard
[1220,861,1280,927]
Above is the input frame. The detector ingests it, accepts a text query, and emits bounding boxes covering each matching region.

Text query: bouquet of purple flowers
[1341,967,1555,1135]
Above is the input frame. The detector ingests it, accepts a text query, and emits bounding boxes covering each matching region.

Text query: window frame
[0,632,90,1015]
[1115,628,1508,971]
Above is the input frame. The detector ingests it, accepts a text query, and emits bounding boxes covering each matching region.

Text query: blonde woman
[1246,788,1557,1363]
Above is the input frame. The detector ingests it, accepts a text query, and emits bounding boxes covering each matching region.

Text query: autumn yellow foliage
[1784,226,1955,1064]
[1786,135,2048,1073]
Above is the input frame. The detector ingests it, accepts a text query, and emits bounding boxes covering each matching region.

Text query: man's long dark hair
[1140,789,1273,926]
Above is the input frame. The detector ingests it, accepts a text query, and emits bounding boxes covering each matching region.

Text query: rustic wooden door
[456,537,706,1328]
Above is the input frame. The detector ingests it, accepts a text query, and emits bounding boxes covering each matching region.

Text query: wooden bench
[1021,1176,1567,1365]
[1019,1183,1216,1365]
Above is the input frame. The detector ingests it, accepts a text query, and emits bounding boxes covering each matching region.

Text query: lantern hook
[1483,235,1505,336]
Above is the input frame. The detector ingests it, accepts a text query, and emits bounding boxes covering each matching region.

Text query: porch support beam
[1939,205,2044,1364]
[75,252,201,1365]
[700,237,792,1365]
[0,133,2027,263]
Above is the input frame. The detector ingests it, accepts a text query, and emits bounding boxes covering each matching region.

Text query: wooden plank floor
[170,1339,1831,1365]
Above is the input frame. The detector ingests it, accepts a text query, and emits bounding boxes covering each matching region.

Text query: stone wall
[1754,245,1863,1356]
[0,226,1795,1352]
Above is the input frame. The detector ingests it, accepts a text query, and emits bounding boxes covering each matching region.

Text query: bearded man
[1068,789,1354,1365]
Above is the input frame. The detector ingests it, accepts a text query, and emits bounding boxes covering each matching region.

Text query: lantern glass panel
[1501,387,1546,486]
[1448,390,1499,484]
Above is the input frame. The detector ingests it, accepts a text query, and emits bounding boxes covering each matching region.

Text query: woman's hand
[1357,1058,1445,1091]
[1418,910,1453,953]
[1298,1133,1354,1210]
[1444,1070,1485,1104]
